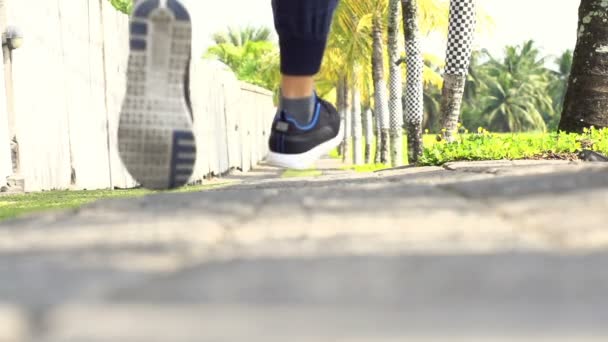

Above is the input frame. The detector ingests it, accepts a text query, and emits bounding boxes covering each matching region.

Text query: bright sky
[183,0,580,58]
[475,0,579,57]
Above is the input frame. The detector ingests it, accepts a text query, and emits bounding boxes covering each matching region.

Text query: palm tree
[463,50,483,105]
[501,41,556,128]
[343,0,390,164]
[320,0,379,163]
[423,84,442,131]
[440,0,477,141]
[318,0,451,164]
[547,50,572,129]
[361,77,374,164]
[212,26,273,46]
[481,42,554,132]
[559,0,608,132]
[352,78,364,165]
[206,40,279,91]
[555,50,573,82]
[387,0,404,167]
[329,0,391,164]
[372,13,391,164]
[364,108,374,163]
[401,0,424,163]
[420,54,446,132]
[482,74,548,132]
[340,77,352,163]
[333,76,344,158]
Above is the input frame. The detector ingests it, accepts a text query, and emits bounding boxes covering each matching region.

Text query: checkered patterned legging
[445,0,477,76]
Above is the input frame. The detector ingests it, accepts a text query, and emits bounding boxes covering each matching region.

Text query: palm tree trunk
[336,80,347,158]
[388,0,404,167]
[440,0,476,142]
[373,94,380,162]
[440,75,466,141]
[558,0,608,132]
[372,14,390,164]
[352,84,364,165]
[340,76,352,164]
[375,113,381,163]
[363,108,374,163]
[401,0,424,164]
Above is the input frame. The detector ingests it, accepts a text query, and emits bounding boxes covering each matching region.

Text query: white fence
[0,0,275,192]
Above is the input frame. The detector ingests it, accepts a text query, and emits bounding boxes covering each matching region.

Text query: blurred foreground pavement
[1,159,608,341]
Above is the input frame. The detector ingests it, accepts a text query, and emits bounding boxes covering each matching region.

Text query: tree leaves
[212,26,273,46]
[109,0,132,14]
[205,39,280,92]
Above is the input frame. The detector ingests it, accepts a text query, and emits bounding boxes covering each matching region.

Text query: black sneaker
[118,0,196,190]
[267,96,343,169]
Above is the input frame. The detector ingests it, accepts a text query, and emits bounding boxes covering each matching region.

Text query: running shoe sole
[118,0,195,190]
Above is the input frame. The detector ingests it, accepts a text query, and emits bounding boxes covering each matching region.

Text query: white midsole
[266,127,345,170]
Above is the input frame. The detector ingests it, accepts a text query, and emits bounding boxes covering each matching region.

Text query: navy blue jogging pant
[272,0,339,76]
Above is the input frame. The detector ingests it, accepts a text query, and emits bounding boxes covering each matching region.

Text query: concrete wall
[0,0,274,192]
[0,47,10,184]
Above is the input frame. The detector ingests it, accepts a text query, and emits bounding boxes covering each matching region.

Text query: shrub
[418,127,608,166]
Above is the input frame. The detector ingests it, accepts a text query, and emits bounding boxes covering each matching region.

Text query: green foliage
[547,50,573,130]
[424,41,573,134]
[206,28,280,92]
[482,41,554,132]
[110,0,133,14]
[342,163,389,173]
[281,169,323,178]
[331,134,438,171]
[423,84,443,132]
[418,127,608,166]
[212,26,273,46]
[332,130,608,170]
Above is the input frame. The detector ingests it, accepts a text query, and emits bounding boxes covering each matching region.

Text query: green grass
[330,134,438,172]
[281,169,323,178]
[345,163,389,173]
[419,128,608,166]
[332,127,608,169]
[0,183,229,221]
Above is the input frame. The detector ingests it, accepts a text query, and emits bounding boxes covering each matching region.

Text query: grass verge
[0,183,229,222]
[332,128,608,170]
[281,169,323,178]
[419,128,608,166]
[330,134,437,172]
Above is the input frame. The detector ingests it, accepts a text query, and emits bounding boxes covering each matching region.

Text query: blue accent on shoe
[167,0,191,21]
[130,22,148,35]
[282,101,321,131]
[130,39,147,50]
[177,145,196,153]
[169,131,196,188]
[134,0,159,18]
[173,169,194,179]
